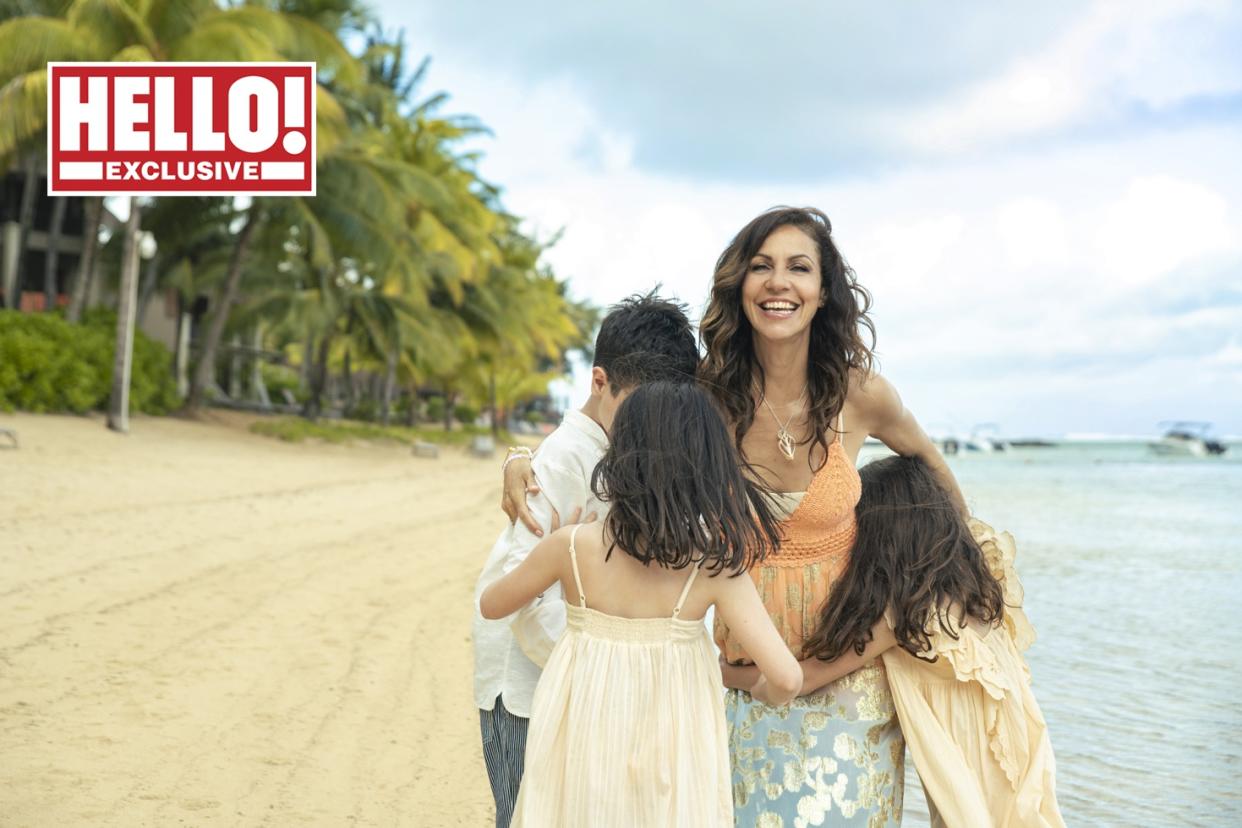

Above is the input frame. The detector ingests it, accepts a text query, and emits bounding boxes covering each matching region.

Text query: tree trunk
[252,327,271,409]
[135,252,160,323]
[443,387,455,431]
[185,206,257,413]
[67,196,103,322]
[300,334,313,392]
[405,387,417,427]
[299,334,316,417]
[489,368,499,438]
[342,347,354,412]
[174,299,191,399]
[106,198,142,434]
[302,333,331,421]
[43,196,67,312]
[227,333,242,399]
[9,153,38,310]
[382,350,397,426]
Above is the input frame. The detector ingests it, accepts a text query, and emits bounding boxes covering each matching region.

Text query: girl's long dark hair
[591,381,782,575]
[699,207,876,471]
[803,455,1005,661]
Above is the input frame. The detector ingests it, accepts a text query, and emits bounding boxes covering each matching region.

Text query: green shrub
[261,363,305,404]
[345,398,381,422]
[0,309,179,414]
[523,409,544,426]
[454,403,479,424]
[425,396,445,422]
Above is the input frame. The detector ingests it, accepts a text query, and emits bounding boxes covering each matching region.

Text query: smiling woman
[703,206,966,826]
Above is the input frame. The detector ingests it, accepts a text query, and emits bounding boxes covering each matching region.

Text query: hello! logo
[47,62,316,197]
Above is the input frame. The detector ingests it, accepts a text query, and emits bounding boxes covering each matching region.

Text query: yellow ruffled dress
[881,519,1065,828]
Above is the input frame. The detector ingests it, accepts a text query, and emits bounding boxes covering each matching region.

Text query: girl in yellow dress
[724,455,1066,828]
[482,381,803,827]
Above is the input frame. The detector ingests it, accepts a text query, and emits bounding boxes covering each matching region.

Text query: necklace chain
[760,383,807,461]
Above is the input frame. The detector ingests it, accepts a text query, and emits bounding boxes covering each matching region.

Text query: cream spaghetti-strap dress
[511,525,733,827]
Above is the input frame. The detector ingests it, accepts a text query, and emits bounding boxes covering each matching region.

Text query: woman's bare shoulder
[845,369,902,425]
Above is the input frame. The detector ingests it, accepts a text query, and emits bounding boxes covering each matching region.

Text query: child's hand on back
[719,655,760,691]
[501,456,598,536]
[549,505,599,532]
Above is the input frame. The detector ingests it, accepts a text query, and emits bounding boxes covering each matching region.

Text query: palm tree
[65,195,101,322]
[186,201,260,410]
[6,152,38,310]
[220,29,506,420]
[41,194,66,311]
[180,0,380,414]
[106,196,142,433]
[2,2,595,429]
[0,0,366,416]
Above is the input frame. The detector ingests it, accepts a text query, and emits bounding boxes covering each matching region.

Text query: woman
[503,206,965,824]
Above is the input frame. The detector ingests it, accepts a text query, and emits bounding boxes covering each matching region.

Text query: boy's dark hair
[593,291,699,392]
[591,381,781,575]
[803,455,1005,662]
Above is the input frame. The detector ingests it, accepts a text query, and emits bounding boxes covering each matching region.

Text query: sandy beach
[0,413,500,826]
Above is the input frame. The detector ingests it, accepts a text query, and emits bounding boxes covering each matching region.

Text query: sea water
[878,442,1242,827]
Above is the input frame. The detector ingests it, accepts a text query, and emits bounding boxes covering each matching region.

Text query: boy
[472,292,699,828]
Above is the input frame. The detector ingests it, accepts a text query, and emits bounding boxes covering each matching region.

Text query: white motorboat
[965,423,1008,453]
[1149,422,1228,457]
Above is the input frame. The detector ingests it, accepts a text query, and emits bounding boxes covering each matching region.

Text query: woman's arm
[713,575,802,706]
[852,372,968,515]
[799,620,898,694]
[480,527,570,619]
[720,619,898,695]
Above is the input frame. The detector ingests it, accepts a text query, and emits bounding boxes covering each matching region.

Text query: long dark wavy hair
[699,207,876,470]
[591,381,782,575]
[803,455,1006,662]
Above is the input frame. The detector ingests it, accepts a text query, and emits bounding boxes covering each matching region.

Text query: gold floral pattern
[727,663,904,828]
[719,429,904,825]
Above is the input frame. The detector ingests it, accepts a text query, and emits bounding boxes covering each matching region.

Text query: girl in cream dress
[725,455,1065,828]
[482,382,803,827]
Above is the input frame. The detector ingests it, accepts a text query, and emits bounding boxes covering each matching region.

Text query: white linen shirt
[472,409,608,717]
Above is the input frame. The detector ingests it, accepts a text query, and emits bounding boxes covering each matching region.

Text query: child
[723,455,1065,828]
[472,293,700,828]
[481,382,803,827]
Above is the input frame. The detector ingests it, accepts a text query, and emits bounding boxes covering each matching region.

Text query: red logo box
[47,62,316,197]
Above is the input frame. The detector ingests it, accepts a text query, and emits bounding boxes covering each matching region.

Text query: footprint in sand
[181,798,220,811]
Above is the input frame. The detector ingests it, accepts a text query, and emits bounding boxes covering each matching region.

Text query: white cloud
[905,0,1242,154]
[852,215,968,295]
[1210,339,1242,368]
[1092,175,1232,289]
[995,198,1071,270]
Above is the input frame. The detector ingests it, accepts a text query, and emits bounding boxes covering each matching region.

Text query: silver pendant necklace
[760,384,807,461]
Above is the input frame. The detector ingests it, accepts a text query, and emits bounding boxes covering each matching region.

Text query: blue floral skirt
[727,661,905,827]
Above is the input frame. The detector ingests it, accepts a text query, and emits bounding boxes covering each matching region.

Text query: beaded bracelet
[502,446,533,473]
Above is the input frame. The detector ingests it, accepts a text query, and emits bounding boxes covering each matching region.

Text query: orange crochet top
[714,420,861,663]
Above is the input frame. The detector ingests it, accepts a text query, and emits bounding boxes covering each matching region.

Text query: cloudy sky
[374,0,1242,438]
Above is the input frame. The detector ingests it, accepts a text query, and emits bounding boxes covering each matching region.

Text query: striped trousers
[479,695,529,828]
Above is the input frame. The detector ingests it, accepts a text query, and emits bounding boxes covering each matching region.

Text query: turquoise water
[862,442,1242,827]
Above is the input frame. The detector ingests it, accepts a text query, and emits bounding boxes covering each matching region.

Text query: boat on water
[1148,422,1228,457]
[965,423,1008,453]
[930,423,1018,455]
